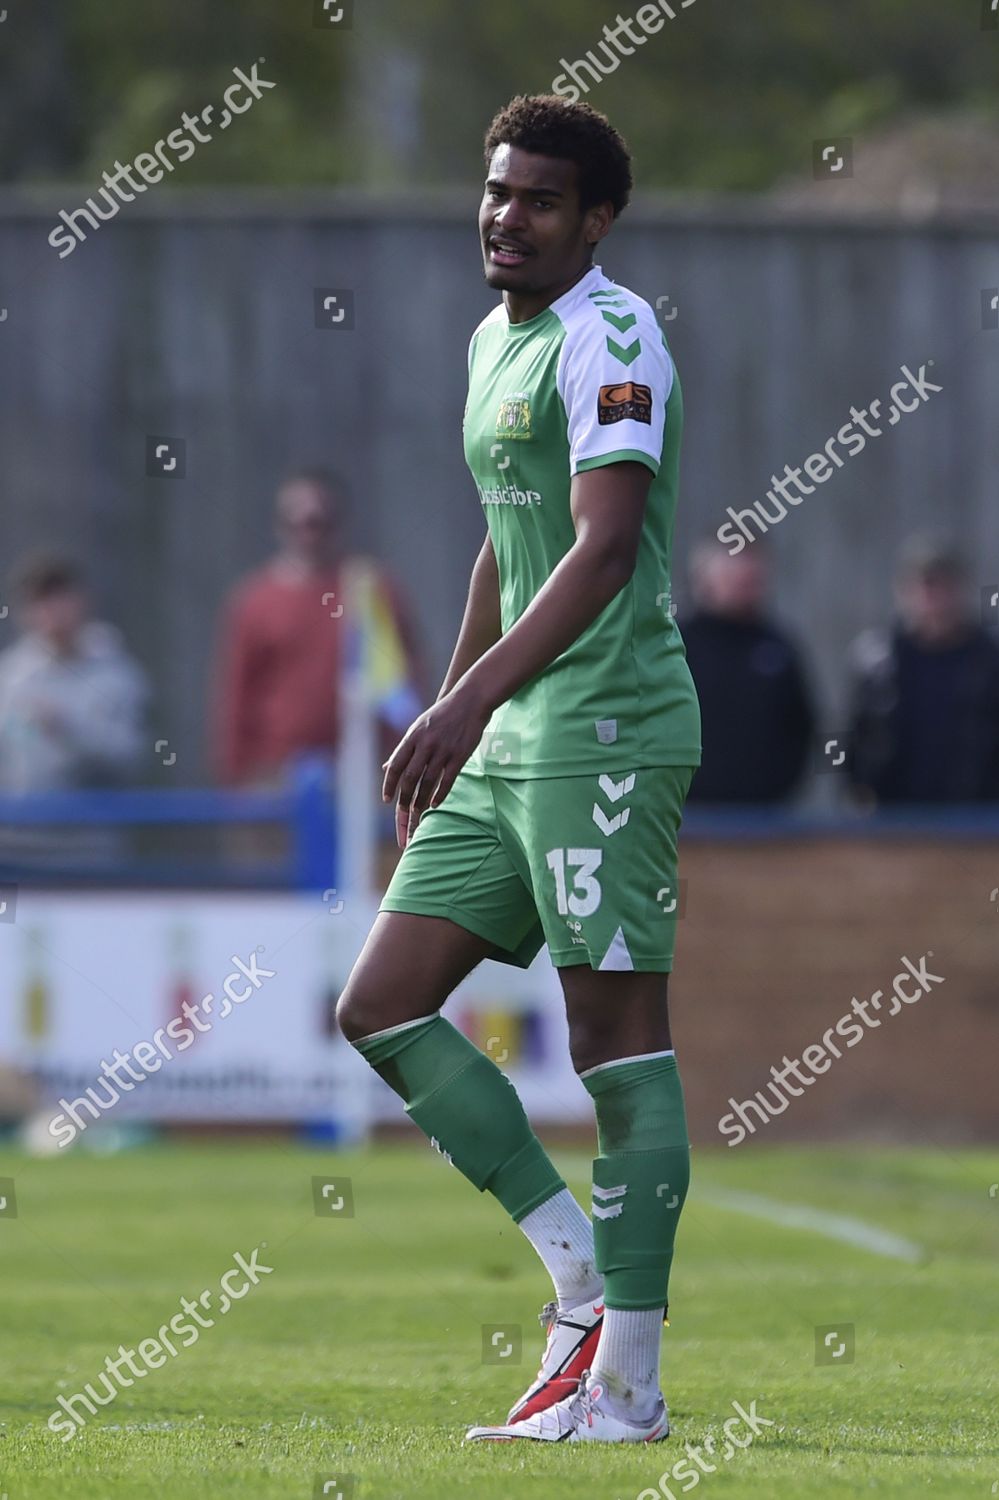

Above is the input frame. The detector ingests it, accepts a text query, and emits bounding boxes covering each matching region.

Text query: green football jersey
[463,263,701,778]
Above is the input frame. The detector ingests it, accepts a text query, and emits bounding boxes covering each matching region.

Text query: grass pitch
[1,1140,997,1499]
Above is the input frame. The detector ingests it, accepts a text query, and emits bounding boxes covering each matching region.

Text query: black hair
[484,94,633,218]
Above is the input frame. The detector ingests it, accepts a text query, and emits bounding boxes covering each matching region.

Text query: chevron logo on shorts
[599,773,635,802]
[592,1182,628,1220]
[592,805,629,836]
[592,772,637,836]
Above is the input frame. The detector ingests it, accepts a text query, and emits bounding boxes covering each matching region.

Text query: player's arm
[458,459,649,704]
[437,532,502,699]
[383,460,651,820]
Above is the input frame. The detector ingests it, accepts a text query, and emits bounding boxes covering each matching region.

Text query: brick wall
[672,839,998,1145]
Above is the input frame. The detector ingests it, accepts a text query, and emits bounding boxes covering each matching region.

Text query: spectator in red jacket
[211,469,423,786]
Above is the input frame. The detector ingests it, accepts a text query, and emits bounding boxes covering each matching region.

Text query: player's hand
[382,682,491,843]
[394,797,415,850]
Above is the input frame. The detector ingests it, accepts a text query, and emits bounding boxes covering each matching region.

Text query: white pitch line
[699,1187,925,1264]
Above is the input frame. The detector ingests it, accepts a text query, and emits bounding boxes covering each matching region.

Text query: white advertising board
[0,891,591,1138]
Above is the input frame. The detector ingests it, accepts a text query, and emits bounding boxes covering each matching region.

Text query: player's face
[479,145,611,307]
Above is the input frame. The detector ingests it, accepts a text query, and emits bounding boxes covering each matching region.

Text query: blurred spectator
[0,556,147,794]
[680,537,816,803]
[0,1063,37,1128]
[847,537,999,804]
[211,468,423,787]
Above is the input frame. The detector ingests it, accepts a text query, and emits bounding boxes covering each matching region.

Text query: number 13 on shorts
[545,847,603,918]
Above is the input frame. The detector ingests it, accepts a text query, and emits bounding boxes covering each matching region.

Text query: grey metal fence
[1,192,996,777]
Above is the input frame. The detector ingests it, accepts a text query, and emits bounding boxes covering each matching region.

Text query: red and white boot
[504,1295,604,1425]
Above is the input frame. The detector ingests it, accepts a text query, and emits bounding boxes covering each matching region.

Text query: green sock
[581,1052,690,1311]
[354,1014,565,1222]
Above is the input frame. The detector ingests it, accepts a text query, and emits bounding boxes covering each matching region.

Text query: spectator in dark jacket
[680,537,816,803]
[847,537,999,804]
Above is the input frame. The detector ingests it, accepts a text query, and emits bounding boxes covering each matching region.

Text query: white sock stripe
[591,1203,624,1220]
[591,1182,628,1201]
[355,1012,440,1045]
[579,1048,675,1080]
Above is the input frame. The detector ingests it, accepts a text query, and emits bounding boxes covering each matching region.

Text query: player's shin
[352,1013,566,1224]
[581,1051,690,1419]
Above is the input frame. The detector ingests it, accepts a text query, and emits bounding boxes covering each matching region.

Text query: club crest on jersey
[597,382,652,426]
[495,392,533,440]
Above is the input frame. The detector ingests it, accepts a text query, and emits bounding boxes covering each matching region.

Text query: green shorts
[380,764,695,973]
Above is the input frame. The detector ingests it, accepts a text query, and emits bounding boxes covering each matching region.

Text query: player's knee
[565,973,672,1076]
[336,974,441,1045]
[567,1012,621,1077]
[335,981,382,1045]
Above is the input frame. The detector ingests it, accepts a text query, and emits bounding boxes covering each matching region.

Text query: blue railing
[682,804,999,841]
[1,773,996,892]
[0,756,337,890]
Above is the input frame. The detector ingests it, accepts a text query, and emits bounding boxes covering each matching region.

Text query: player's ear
[584,201,614,248]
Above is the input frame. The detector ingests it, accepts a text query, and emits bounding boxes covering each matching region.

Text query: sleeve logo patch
[597,382,652,426]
